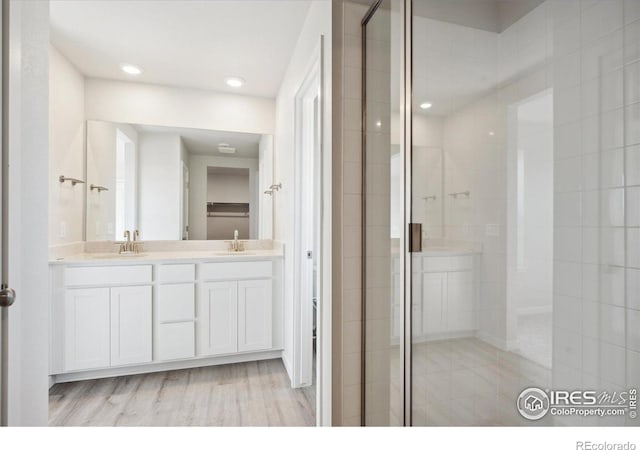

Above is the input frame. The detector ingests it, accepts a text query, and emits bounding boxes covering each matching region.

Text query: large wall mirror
[85,120,274,241]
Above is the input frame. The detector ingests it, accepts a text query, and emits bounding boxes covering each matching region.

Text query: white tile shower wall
[549,0,638,426]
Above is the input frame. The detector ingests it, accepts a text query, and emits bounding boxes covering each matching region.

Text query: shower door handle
[409,223,422,253]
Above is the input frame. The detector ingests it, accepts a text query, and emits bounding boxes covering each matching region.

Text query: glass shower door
[409,0,638,427]
[365,0,638,427]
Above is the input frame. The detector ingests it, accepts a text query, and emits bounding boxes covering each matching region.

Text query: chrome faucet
[119,230,142,254]
[120,230,131,253]
[228,229,244,252]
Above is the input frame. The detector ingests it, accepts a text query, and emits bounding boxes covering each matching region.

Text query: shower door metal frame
[361,0,414,426]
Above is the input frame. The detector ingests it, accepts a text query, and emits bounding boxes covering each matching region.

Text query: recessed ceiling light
[121,64,142,75]
[375,120,382,128]
[225,77,245,88]
[488,131,495,136]
[420,102,433,110]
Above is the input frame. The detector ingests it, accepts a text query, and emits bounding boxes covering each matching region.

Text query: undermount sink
[213,251,256,256]
[91,253,148,259]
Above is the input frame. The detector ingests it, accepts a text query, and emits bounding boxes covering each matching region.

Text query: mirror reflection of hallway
[206,167,252,240]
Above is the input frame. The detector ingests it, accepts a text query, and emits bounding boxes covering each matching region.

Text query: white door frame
[1,0,50,426]
[292,39,324,424]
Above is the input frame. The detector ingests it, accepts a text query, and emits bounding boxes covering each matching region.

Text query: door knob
[0,286,16,307]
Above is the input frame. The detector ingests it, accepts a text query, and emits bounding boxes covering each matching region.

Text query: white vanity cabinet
[391,252,477,342]
[50,255,283,382]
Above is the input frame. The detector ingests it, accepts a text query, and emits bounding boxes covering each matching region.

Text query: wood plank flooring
[49,359,315,426]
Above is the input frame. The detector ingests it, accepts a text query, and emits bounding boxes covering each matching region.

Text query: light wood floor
[49,359,315,426]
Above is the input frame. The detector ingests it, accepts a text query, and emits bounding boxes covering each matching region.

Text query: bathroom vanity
[391,245,480,342]
[49,248,283,383]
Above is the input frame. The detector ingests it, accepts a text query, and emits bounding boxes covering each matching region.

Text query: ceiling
[135,124,261,159]
[50,0,312,98]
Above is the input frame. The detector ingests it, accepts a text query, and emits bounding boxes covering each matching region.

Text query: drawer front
[200,261,272,280]
[158,264,195,283]
[422,256,473,272]
[449,256,473,271]
[157,322,195,361]
[158,283,195,323]
[65,265,152,287]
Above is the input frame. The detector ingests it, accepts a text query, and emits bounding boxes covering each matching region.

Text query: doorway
[507,90,554,369]
[292,42,322,426]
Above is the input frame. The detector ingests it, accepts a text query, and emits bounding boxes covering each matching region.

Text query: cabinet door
[157,322,195,361]
[110,286,152,366]
[446,271,475,332]
[199,281,238,356]
[421,273,445,336]
[64,288,110,371]
[238,279,273,352]
[158,283,195,323]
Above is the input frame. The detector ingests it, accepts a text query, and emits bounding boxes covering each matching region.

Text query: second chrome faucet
[119,229,142,254]
[228,229,244,252]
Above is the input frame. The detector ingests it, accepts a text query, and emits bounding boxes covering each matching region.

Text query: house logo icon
[517,388,550,420]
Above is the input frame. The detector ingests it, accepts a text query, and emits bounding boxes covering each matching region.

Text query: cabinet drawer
[422,257,449,272]
[157,322,195,361]
[65,265,152,287]
[422,256,473,272]
[449,256,473,271]
[201,261,272,280]
[158,264,195,283]
[158,284,195,322]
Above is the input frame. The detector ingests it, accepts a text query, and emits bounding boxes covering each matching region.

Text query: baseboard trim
[52,350,284,384]
[281,352,293,385]
[476,331,518,352]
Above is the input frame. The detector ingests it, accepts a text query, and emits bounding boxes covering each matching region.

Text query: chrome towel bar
[59,175,85,186]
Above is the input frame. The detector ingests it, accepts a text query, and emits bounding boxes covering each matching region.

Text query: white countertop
[49,249,283,265]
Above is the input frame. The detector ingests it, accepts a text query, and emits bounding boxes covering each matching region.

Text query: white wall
[207,172,250,203]
[188,155,258,240]
[85,78,276,135]
[138,133,182,240]
[49,45,85,245]
[273,0,331,390]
